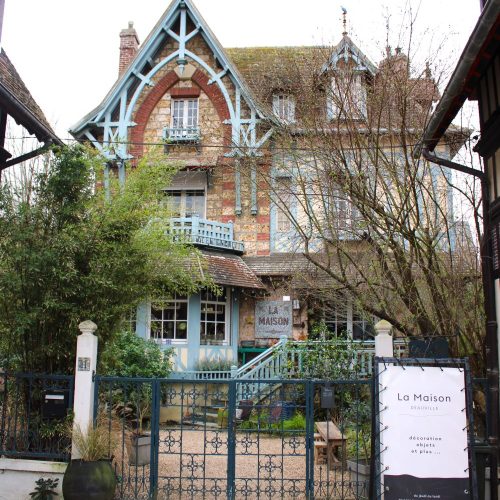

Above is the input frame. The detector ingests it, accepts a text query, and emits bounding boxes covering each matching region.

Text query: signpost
[255,300,292,338]
[375,358,476,499]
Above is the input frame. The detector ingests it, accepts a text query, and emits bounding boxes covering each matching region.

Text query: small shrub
[29,478,59,500]
[195,358,234,372]
[70,414,120,462]
[282,412,306,431]
[100,330,173,378]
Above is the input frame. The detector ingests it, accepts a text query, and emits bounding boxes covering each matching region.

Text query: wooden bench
[314,421,347,469]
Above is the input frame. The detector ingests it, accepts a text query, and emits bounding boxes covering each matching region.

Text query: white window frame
[164,189,206,218]
[170,98,199,136]
[150,295,189,345]
[331,188,360,235]
[327,73,367,120]
[273,94,296,123]
[275,176,292,232]
[200,288,230,346]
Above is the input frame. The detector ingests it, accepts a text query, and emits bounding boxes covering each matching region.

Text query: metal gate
[94,376,372,499]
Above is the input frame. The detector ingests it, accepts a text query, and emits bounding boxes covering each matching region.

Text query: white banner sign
[378,363,470,499]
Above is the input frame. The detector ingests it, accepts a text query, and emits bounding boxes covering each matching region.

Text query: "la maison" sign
[255,301,293,338]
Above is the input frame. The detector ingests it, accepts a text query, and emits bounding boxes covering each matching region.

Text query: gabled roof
[324,35,377,75]
[226,46,321,103]
[0,49,59,144]
[70,0,265,136]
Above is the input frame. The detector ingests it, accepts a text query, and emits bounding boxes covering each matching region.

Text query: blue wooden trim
[187,293,201,370]
[270,161,298,252]
[251,161,257,215]
[71,0,275,163]
[235,158,242,215]
[136,302,149,339]
[231,289,239,361]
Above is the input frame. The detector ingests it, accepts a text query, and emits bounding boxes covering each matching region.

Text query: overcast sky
[3,0,480,140]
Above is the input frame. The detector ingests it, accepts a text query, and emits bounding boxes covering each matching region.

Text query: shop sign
[377,362,472,499]
[255,301,293,338]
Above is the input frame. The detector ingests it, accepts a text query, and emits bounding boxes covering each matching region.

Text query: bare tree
[241,36,484,372]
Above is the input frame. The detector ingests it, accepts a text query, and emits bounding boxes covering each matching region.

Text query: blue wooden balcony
[169,216,244,253]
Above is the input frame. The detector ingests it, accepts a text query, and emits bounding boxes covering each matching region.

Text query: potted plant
[123,386,152,466]
[62,417,117,500]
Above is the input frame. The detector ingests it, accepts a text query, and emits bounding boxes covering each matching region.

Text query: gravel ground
[114,429,366,499]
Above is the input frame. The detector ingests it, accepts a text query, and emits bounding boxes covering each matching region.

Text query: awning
[202,250,266,290]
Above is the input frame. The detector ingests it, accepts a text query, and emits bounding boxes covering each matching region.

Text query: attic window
[273,94,295,123]
[327,73,367,120]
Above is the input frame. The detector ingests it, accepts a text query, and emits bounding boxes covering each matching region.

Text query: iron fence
[95,375,373,499]
[0,372,74,461]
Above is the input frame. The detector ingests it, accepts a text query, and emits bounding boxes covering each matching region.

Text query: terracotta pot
[62,459,116,500]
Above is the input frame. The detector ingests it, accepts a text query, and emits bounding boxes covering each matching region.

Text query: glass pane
[163,306,175,322]
[187,100,198,127]
[176,321,188,340]
[151,307,163,321]
[200,322,206,340]
[216,305,225,322]
[206,323,216,339]
[172,100,184,128]
[215,322,226,340]
[177,301,188,321]
[166,191,182,217]
[163,322,175,339]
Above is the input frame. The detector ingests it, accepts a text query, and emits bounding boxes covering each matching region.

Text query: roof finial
[385,15,391,58]
[341,6,348,36]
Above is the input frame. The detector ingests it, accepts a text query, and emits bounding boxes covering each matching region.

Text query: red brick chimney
[119,21,139,76]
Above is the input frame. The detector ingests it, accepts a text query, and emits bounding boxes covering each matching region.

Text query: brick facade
[127,32,271,257]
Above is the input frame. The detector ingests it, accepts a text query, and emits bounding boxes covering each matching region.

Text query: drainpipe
[422,147,499,500]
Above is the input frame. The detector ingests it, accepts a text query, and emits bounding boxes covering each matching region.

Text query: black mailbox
[321,385,335,409]
[42,389,69,420]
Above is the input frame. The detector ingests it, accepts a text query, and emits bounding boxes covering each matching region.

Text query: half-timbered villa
[71,0,457,374]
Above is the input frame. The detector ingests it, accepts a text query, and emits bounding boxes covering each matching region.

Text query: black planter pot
[62,459,116,500]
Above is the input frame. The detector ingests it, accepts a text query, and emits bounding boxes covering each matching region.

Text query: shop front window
[200,288,229,345]
[150,295,188,344]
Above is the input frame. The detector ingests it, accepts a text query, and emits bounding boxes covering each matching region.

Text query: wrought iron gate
[94,376,372,499]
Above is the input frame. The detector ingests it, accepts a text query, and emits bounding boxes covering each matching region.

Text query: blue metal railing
[168,216,245,253]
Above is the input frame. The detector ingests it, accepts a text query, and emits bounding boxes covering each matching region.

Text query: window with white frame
[273,94,296,123]
[170,98,199,137]
[164,189,205,218]
[352,312,375,341]
[150,295,188,343]
[200,288,229,345]
[331,188,360,235]
[323,302,349,338]
[327,73,367,120]
[276,177,292,232]
[316,300,374,340]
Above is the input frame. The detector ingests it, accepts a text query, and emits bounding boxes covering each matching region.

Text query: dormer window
[327,73,367,120]
[273,94,295,123]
